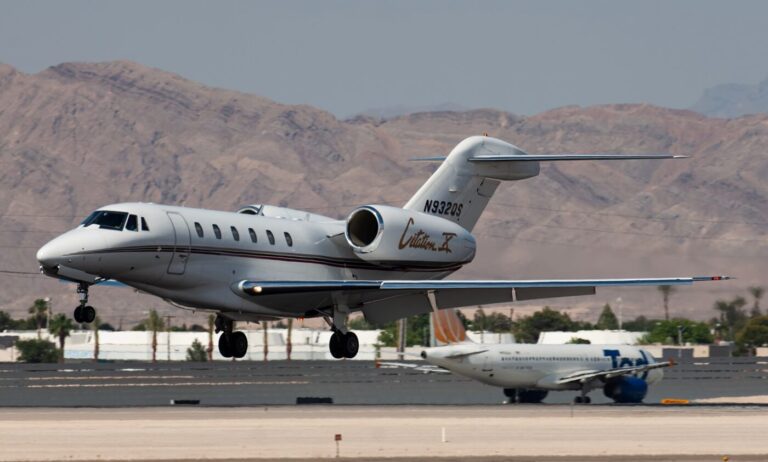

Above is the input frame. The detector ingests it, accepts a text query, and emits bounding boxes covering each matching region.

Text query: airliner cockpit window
[125,215,138,232]
[141,217,150,231]
[81,211,128,231]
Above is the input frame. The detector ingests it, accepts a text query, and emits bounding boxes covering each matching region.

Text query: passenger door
[166,212,191,275]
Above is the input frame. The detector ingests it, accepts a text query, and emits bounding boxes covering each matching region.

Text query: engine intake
[603,376,648,403]
[345,206,383,252]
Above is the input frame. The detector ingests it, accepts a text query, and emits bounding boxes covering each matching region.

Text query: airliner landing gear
[329,330,359,359]
[215,315,248,359]
[574,387,592,404]
[326,305,359,359]
[73,283,96,324]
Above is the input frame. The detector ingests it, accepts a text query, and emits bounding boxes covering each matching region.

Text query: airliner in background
[383,309,669,404]
[36,135,728,360]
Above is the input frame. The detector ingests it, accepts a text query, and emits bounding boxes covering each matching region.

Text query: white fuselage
[36,202,459,319]
[422,343,663,391]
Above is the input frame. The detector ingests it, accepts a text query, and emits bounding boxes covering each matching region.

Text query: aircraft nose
[36,238,64,268]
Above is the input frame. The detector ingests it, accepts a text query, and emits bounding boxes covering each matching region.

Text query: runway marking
[22,380,310,389]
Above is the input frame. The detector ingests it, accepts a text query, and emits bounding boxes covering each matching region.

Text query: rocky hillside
[1,61,765,327]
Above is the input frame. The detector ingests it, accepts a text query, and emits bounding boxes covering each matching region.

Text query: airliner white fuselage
[421,343,665,404]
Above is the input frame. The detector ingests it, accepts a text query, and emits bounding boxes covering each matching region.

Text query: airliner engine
[603,376,649,403]
[344,205,476,267]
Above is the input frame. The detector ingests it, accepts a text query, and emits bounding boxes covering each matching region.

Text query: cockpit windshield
[80,211,129,230]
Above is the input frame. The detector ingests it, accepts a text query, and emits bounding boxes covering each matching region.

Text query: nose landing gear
[73,283,96,324]
[215,315,248,359]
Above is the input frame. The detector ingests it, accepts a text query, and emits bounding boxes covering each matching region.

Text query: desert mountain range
[0,61,765,327]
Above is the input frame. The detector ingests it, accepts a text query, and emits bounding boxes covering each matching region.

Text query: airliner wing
[233,276,727,324]
[554,361,674,385]
[376,362,451,374]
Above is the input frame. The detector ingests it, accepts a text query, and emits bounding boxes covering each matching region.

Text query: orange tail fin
[431,309,470,346]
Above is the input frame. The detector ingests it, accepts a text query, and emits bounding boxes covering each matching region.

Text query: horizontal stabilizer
[412,153,685,162]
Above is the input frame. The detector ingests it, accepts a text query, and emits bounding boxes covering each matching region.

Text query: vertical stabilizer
[431,309,471,346]
[404,136,540,231]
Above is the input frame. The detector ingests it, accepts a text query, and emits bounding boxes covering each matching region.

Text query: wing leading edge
[233,276,728,324]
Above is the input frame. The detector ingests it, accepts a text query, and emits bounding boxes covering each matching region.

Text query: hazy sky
[2,0,768,117]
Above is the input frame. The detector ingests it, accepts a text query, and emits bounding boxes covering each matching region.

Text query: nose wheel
[215,315,248,359]
[73,283,96,324]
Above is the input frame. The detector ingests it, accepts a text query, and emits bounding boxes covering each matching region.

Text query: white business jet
[36,136,727,360]
[408,309,669,404]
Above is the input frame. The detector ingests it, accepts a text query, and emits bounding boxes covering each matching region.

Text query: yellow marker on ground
[661,398,690,405]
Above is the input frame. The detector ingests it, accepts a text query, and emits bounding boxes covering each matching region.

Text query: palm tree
[92,315,101,362]
[263,321,269,361]
[748,286,764,318]
[145,309,165,363]
[658,285,676,321]
[286,318,293,361]
[29,298,49,337]
[206,314,215,361]
[48,313,75,363]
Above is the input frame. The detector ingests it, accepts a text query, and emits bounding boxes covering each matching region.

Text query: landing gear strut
[73,283,96,324]
[215,315,248,359]
[574,385,592,404]
[326,304,359,359]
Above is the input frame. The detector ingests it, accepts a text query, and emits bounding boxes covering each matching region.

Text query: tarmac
[0,406,766,461]
[0,359,766,406]
[0,360,766,461]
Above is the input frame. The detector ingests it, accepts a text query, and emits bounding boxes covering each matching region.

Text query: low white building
[537,330,646,345]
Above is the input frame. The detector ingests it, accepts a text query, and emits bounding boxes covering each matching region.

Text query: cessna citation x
[393,309,669,404]
[36,136,727,360]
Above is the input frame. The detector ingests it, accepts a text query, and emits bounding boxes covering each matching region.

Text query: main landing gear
[73,282,96,324]
[326,304,359,359]
[574,384,592,404]
[329,330,359,359]
[215,315,248,359]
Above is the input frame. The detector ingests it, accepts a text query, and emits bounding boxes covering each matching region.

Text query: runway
[0,358,767,406]
[0,406,766,461]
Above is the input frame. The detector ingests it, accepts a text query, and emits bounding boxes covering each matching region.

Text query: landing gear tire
[218,334,233,358]
[231,331,248,359]
[574,395,591,404]
[82,306,96,323]
[329,332,345,359]
[74,306,83,323]
[342,332,359,359]
[328,331,359,359]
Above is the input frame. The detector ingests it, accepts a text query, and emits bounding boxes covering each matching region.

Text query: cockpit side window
[82,211,128,231]
[141,217,150,231]
[125,214,138,232]
[213,224,222,239]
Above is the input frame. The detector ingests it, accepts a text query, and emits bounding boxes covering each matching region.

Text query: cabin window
[213,224,222,239]
[125,214,138,232]
[141,217,150,231]
[194,222,204,238]
[231,226,240,241]
[266,230,275,245]
[248,228,257,243]
[284,232,293,247]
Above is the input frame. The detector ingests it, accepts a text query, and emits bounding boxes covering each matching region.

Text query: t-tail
[430,309,472,346]
[406,135,683,231]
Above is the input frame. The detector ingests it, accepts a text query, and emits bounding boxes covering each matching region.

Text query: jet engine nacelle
[603,376,649,403]
[344,205,476,267]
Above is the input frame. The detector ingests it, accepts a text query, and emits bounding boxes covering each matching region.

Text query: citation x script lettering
[381,309,667,404]
[36,135,729,360]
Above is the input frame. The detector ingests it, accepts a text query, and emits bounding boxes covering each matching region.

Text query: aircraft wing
[553,361,674,385]
[233,276,727,324]
[376,361,451,374]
